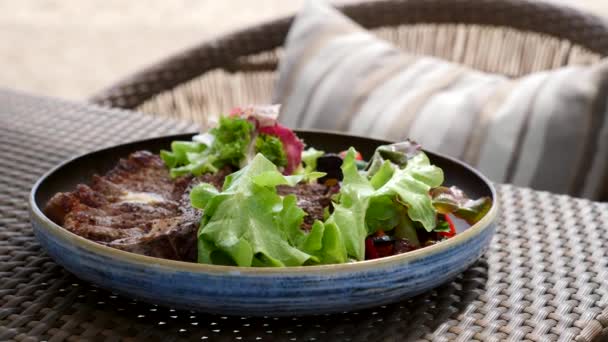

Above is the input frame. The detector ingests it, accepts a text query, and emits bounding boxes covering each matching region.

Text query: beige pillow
[273,0,608,200]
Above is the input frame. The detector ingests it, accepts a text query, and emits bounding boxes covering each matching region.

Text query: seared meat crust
[277,183,333,230]
[45,151,228,261]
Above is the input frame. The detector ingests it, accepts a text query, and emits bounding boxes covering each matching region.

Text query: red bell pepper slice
[365,238,379,260]
[439,214,456,238]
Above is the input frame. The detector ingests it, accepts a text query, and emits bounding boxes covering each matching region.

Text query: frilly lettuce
[161,109,305,177]
[366,140,421,175]
[255,134,288,168]
[258,123,304,174]
[190,142,450,267]
[301,147,325,173]
[297,147,327,183]
[161,116,254,178]
[191,154,343,267]
[160,141,206,169]
[324,147,443,260]
[210,116,256,168]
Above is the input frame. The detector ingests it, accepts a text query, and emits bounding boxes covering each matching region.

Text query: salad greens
[159,107,492,267]
[320,147,443,260]
[161,116,255,178]
[255,134,288,168]
[190,144,450,266]
[301,147,324,173]
[160,141,206,170]
[431,186,491,225]
[161,106,304,178]
[191,154,343,267]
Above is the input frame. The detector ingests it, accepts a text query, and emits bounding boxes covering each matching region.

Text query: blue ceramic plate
[29,131,497,316]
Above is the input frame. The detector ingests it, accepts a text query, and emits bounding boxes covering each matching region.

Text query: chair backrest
[90,0,608,129]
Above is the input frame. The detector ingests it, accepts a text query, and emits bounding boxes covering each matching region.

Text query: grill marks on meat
[277,183,333,230]
[45,151,229,262]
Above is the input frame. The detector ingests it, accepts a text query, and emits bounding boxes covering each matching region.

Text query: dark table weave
[0,90,607,341]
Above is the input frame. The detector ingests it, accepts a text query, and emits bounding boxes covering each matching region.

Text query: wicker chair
[90,0,608,130]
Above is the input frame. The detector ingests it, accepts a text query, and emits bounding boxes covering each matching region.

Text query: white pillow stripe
[461,80,516,165]
[476,73,548,183]
[336,54,417,131]
[348,58,440,136]
[527,67,596,193]
[283,33,368,128]
[412,75,500,157]
[509,68,583,187]
[583,114,608,198]
[384,66,467,141]
[308,39,396,130]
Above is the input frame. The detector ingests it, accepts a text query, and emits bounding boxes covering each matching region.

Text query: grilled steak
[45,150,333,261]
[45,151,229,262]
[277,183,333,230]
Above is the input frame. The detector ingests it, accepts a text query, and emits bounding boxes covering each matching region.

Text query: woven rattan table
[1,89,607,341]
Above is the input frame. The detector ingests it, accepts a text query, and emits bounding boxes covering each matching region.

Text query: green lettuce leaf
[255,134,288,167]
[293,148,327,183]
[191,153,343,267]
[366,140,421,177]
[191,143,448,266]
[375,152,444,231]
[301,147,325,173]
[304,220,348,264]
[278,197,347,265]
[169,153,219,178]
[328,148,374,260]
[160,141,206,168]
[430,186,492,225]
[327,147,444,260]
[209,116,255,168]
[369,161,395,190]
[394,214,420,247]
[365,195,401,234]
[161,116,254,178]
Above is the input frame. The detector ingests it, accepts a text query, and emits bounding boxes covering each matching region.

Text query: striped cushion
[273,0,608,200]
